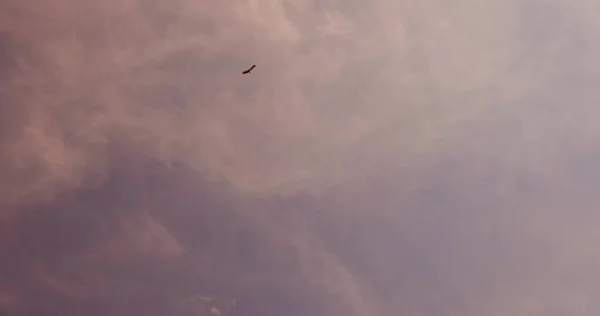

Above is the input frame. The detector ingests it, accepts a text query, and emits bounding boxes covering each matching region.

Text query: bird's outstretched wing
[242,64,256,74]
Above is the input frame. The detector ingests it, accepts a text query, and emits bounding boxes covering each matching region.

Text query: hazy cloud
[2,0,600,315]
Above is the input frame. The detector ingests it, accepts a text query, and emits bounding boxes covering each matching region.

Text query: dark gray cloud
[2,0,600,315]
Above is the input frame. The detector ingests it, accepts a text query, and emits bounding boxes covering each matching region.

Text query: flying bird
[242,64,256,74]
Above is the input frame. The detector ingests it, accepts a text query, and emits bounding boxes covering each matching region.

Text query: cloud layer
[2,0,600,315]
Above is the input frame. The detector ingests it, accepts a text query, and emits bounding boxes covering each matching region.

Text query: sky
[2,0,600,315]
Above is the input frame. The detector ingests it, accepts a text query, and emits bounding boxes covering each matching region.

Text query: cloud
[1,0,528,204]
[3,0,600,315]
[105,210,184,259]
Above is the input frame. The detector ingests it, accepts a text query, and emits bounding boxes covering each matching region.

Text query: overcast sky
[2,0,600,315]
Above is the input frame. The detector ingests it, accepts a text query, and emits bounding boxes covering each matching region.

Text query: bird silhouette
[242,64,256,74]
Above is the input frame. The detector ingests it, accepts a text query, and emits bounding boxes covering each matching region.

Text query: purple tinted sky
[2,0,600,315]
